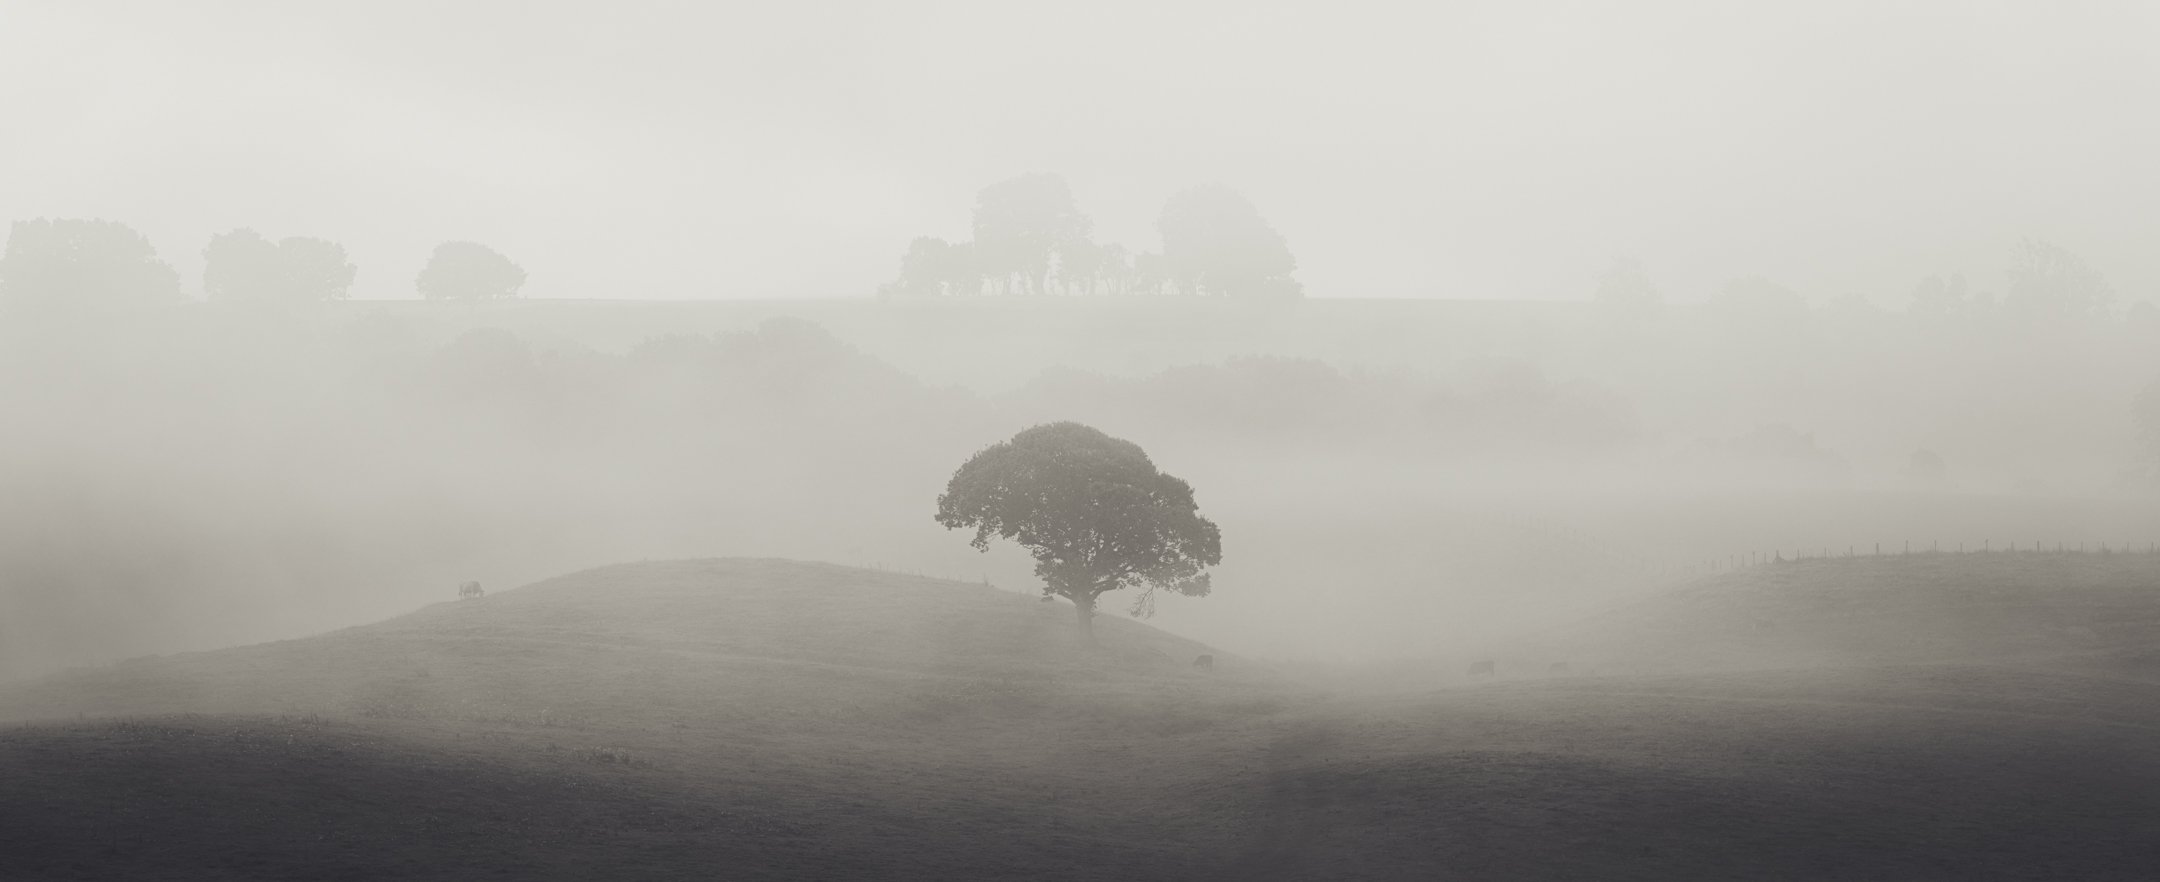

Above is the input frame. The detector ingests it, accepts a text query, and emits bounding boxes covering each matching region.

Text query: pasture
[5,556,2159,879]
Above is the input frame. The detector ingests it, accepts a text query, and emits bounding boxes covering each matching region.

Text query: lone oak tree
[936,422,1221,644]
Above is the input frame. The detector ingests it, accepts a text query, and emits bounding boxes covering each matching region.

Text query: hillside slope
[0,558,1249,725]
[0,560,1278,881]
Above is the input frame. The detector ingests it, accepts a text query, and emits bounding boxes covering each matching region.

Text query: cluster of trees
[1900,241,2115,320]
[415,242,528,302]
[880,174,1301,300]
[1595,239,2126,322]
[0,219,181,318]
[0,218,525,315]
[204,229,357,303]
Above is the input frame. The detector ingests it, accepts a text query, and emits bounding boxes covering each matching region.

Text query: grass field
[4,557,2158,880]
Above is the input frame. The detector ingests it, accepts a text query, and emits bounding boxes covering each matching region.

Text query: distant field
[5,557,2158,880]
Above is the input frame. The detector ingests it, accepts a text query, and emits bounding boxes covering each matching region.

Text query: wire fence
[1655,539,2160,579]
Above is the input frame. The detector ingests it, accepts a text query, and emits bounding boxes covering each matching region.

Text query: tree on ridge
[0,218,180,318]
[417,241,526,301]
[204,228,357,303]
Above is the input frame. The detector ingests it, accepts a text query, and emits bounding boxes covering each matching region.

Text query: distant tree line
[0,219,181,318]
[204,229,358,303]
[1593,239,2124,323]
[1922,239,2116,321]
[0,218,525,315]
[879,174,1302,300]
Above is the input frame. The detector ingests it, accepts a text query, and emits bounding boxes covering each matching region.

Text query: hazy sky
[4,0,2156,303]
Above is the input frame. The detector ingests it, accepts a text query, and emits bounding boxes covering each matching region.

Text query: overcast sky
[4,0,2156,303]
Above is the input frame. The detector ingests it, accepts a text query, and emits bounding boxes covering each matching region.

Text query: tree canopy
[1158,185,1301,300]
[971,173,1092,296]
[204,229,357,303]
[0,218,180,318]
[881,236,980,298]
[2005,239,2111,320]
[935,422,1220,643]
[416,241,527,300]
[878,176,1296,299]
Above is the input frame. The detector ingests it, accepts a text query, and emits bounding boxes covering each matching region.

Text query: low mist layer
[6,296,2159,676]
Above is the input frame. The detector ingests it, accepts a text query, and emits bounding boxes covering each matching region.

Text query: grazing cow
[1192,654,1214,672]
[458,580,484,600]
[1466,660,1495,677]
[1548,661,1571,675]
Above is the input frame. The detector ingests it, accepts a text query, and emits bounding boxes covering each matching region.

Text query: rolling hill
[4,556,2159,880]
[0,558,1250,726]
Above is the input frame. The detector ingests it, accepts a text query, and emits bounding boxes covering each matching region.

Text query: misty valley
[4,281,2159,879]
[8,2,2160,877]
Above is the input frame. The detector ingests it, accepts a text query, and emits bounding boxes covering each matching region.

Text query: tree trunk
[1072,593,1097,645]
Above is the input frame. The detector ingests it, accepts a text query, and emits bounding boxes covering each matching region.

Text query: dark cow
[1466,659,1495,677]
[458,580,484,600]
[1192,654,1214,672]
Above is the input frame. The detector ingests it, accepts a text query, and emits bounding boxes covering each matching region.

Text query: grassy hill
[0,560,1286,881]
[0,558,1250,726]
[5,557,2159,880]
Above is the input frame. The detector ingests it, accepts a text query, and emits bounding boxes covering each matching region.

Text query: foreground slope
[5,557,2160,880]
[1,560,1276,881]
[0,558,1247,725]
